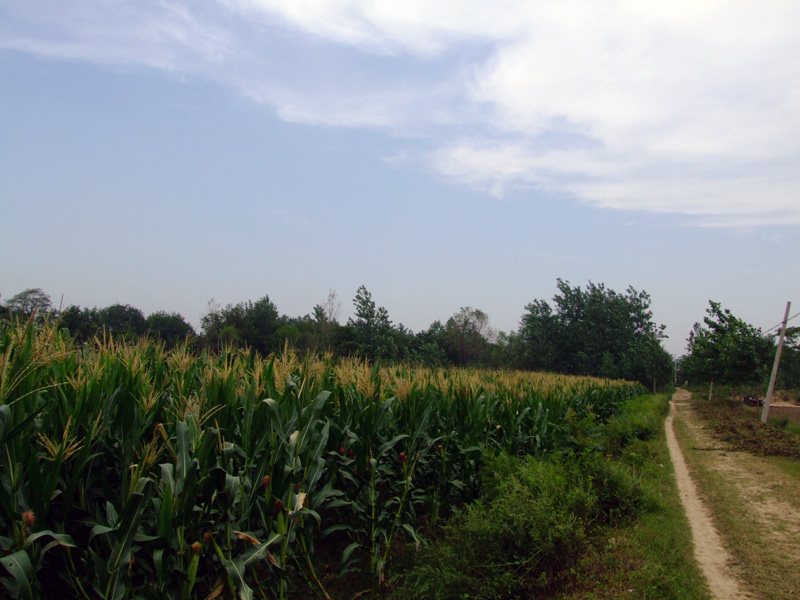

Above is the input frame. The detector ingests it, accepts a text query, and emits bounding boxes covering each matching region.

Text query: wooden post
[761,302,791,424]
[708,381,713,402]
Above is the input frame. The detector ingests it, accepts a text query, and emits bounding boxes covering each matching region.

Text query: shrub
[399,456,597,599]
[603,395,667,456]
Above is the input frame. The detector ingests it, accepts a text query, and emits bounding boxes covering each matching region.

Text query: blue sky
[2,1,798,356]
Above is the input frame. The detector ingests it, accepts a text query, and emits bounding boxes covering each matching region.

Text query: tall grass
[0,321,641,598]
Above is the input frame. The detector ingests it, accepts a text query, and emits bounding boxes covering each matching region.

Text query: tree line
[2,281,677,388]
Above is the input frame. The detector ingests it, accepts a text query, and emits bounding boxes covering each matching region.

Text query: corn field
[0,321,641,599]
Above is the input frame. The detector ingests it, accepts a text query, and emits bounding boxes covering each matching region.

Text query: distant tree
[200,299,224,346]
[200,295,283,355]
[348,286,396,362]
[518,280,672,387]
[778,327,800,388]
[410,321,449,367]
[391,323,418,363]
[3,288,53,320]
[146,311,194,348]
[58,305,102,340]
[275,315,317,353]
[238,296,283,355]
[518,299,559,371]
[682,301,774,388]
[443,307,492,366]
[312,289,341,350]
[99,304,147,339]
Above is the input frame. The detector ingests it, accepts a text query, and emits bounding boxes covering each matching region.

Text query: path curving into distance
[665,389,745,600]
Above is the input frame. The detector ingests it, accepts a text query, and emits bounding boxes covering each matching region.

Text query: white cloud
[3,0,800,225]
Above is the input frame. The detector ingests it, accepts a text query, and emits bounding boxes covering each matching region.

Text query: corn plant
[0,321,642,598]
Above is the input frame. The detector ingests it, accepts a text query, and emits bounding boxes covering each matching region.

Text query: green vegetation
[548,396,709,600]
[0,320,647,599]
[391,393,709,600]
[680,301,775,388]
[517,280,673,389]
[13,283,792,598]
[679,301,800,390]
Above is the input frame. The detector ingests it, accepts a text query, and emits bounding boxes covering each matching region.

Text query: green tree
[2,288,53,321]
[443,307,492,366]
[99,304,147,338]
[778,327,800,388]
[682,301,774,387]
[518,280,672,387]
[348,286,396,362]
[201,296,283,355]
[58,305,102,341]
[146,311,194,348]
[311,289,341,350]
[518,299,559,371]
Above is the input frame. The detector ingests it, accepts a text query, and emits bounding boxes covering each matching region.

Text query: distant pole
[761,301,791,424]
[708,381,713,402]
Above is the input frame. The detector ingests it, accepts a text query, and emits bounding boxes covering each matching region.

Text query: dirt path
[666,389,747,599]
[668,389,800,600]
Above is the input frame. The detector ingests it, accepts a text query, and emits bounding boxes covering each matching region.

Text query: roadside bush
[397,449,652,600]
[603,394,668,456]
[395,393,660,600]
[579,453,652,522]
[398,457,592,599]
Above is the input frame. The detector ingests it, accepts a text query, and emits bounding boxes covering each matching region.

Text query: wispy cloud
[3,0,799,225]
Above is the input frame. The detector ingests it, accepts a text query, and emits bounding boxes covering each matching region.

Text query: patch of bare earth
[669,389,800,600]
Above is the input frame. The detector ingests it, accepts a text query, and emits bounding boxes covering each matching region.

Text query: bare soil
[668,389,800,600]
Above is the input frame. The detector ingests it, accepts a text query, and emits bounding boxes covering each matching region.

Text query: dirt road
[667,389,800,600]
[666,389,747,599]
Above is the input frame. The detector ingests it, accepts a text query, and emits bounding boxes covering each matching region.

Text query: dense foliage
[517,280,673,388]
[0,321,642,599]
[680,301,776,387]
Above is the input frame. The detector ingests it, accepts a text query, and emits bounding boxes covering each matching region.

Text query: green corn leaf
[239,532,282,569]
[24,530,75,561]
[219,537,284,600]
[0,550,33,600]
[158,464,175,540]
[0,402,47,446]
[377,434,408,459]
[106,501,119,528]
[219,557,253,600]
[89,524,114,542]
[340,542,361,571]
[324,499,355,511]
[153,548,168,583]
[175,421,191,492]
[320,524,353,537]
[310,390,331,415]
[103,478,154,600]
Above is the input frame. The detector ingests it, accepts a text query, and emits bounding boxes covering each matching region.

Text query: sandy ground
[668,389,800,600]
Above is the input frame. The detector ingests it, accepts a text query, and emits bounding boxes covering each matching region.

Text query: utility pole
[761,301,791,424]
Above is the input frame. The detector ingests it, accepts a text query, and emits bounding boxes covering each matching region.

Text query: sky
[1,0,799,357]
